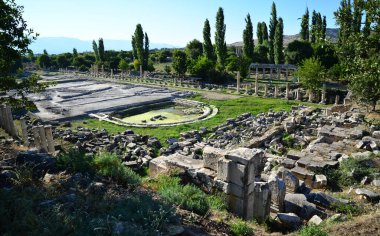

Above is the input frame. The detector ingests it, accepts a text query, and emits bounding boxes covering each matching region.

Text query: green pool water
[122,106,202,124]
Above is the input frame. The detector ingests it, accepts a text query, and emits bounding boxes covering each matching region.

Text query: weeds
[57,148,94,173]
[299,225,328,236]
[229,218,254,236]
[330,202,362,216]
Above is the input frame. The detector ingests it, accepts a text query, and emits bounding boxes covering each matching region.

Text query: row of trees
[300,8,327,43]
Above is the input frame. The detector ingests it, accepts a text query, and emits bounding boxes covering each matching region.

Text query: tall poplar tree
[352,0,363,33]
[300,8,310,41]
[92,40,99,62]
[131,36,137,60]
[311,10,317,43]
[133,24,144,68]
[243,14,254,62]
[215,7,227,70]
[274,18,284,64]
[144,33,150,70]
[203,19,214,61]
[257,22,263,45]
[98,38,105,62]
[316,12,323,42]
[262,22,269,42]
[268,2,278,63]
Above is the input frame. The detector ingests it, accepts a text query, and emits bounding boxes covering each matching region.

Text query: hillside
[230,28,339,47]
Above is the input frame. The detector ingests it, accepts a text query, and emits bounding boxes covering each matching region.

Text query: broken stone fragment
[355,188,380,202]
[308,215,323,226]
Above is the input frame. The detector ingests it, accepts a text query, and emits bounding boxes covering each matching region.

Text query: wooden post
[44,125,55,154]
[38,125,48,153]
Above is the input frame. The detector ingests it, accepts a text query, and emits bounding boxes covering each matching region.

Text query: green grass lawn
[72,95,326,145]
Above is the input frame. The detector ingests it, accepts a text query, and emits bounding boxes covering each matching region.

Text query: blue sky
[16,0,341,47]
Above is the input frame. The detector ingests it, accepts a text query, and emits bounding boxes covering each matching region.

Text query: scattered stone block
[282,170,300,193]
[308,215,323,226]
[203,146,226,171]
[252,182,271,222]
[355,188,380,202]
[277,213,301,229]
[313,175,327,189]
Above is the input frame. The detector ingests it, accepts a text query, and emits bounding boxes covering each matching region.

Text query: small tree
[118,59,129,72]
[172,50,188,78]
[296,57,326,99]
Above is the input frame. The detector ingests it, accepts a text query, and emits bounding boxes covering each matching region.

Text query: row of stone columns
[31,125,55,153]
[0,104,17,138]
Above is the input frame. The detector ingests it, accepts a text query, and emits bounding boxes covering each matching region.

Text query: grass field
[72,94,325,145]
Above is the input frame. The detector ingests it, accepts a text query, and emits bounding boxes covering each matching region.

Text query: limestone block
[313,175,327,189]
[282,170,300,193]
[284,193,325,220]
[217,158,232,182]
[268,174,286,212]
[308,215,323,226]
[252,182,271,222]
[277,213,301,229]
[203,146,226,171]
[287,150,304,160]
[149,156,169,178]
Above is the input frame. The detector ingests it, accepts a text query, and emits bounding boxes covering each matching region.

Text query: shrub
[207,193,227,211]
[330,202,362,216]
[57,148,94,173]
[230,218,254,236]
[93,152,141,185]
[299,225,327,236]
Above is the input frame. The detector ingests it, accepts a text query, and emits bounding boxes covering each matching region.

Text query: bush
[93,152,141,185]
[230,218,254,236]
[57,148,94,173]
[189,56,214,79]
[299,225,327,236]
[330,202,362,216]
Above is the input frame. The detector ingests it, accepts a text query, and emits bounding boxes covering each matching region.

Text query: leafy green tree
[57,55,70,68]
[118,59,129,72]
[98,38,105,62]
[186,39,203,61]
[296,57,326,93]
[274,17,284,64]
[227,56,250,79]
[262,22,269,42]
[285,40,313,65]
[352,0,362,33]
[37,54,51,69]
[72,48,78,59]
[189,56,214,79]
[92,40,99,62]
[203,19,215,61]
[254,44,269,63]
[133,59,141,71]
[313,42,338,69]
[300,8,310,41]
[172,50,188,77]
[257,22,263,45]
[243,14,254,62]
[335,0,353,43]
[215,7,227,70]
[268,2,278,63]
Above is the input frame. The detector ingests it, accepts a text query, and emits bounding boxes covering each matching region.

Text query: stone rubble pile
[150,105,380,228]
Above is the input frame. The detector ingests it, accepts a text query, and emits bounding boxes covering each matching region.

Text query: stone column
[335,95,340,105]
[20,118,29,145]
[38,125,48,153]
[255,78,259,96]
[285,68,289,81]
[320,84,326,104]
[308,90,313,103]
[296,88,302,101]
[277,68,280,80]
[264,84,268,97]
[268,175,286,212]
[44,125,55,153]
[140,65,143,78]
[285,83,290,100]
[236,72,241,93]
[32,126,41,150]
[255,67,258,81]
[274,84,278,98]
[5,105,17,137]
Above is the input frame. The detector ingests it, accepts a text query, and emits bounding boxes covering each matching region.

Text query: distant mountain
[230,28,339,48]
[30,37,178,54]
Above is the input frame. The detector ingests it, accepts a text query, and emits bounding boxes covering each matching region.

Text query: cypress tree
[352,0,363,33]
[311,10,317,43]
[362,14,371,38]
[335,0,353,43]
[316,12,323,42]
[203,19,214,61]
[262,22,269,42]
[274,18,284,64]
[257,22,263,45]
[144,33,149,70]
[300,8,310,41]
[322,16,327,40]
[215,7,227,70]
[243,14,254,62]
[269,2,278,63]
[98,38,105,62]
[73,48,78,59]
[92,40,99,62]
